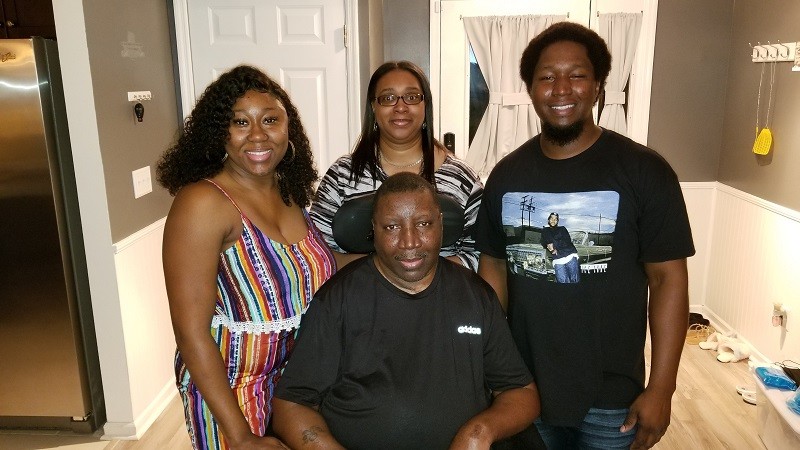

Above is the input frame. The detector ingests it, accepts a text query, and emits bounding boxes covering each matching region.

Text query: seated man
[273,172,542,450]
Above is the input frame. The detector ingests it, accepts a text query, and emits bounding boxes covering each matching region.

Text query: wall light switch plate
[132,166,152,198]
[127,91,152,102]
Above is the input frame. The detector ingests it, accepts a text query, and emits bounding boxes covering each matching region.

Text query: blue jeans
[554,257,580,283]
[535,408,636,449]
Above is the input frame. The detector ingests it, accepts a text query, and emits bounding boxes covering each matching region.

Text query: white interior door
[186,0,350,173]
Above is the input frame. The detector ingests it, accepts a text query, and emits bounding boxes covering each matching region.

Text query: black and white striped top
[309,154,483,271]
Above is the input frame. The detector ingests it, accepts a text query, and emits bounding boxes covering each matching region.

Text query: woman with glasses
[310,60,483,270]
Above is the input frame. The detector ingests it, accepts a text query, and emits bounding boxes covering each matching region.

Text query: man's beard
[542,120,586,147]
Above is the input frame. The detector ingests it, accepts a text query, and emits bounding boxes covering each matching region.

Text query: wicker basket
[686,324,715,345]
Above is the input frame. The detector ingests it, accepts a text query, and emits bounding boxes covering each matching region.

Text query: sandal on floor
[742,391,757,405]
[716,337,751,363]
[736,385,756,396]
[699,332,722,350]
[686,324,715,345]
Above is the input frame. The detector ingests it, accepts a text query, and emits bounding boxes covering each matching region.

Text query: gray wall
[717,0,800,211]
[356,0,377,122]
[648,0,733,182]
[382,0,430,75]
[82,0,178,242]
[649,0,800,212]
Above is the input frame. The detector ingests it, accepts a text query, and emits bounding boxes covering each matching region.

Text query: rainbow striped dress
[175,180,335,449]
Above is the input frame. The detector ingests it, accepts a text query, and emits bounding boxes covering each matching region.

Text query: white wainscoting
[681,182,716,310]
[104,217,177,439]
[701,184,800,364]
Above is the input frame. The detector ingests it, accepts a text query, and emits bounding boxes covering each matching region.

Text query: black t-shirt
[275,257,532,450]
[475,129,695,426]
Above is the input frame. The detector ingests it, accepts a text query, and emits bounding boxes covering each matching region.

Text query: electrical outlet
[127,91,152,102]
[132,166,152,198]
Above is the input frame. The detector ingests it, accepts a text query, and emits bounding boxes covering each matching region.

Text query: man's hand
[448,383,539,450]
[620,386,673,449]
[621,259,687,449]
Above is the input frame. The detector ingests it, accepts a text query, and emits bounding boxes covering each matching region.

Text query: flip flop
[742,391,757,405]
[736,385,755,396]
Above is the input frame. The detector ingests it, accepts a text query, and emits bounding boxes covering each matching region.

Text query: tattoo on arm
[301,426,325,444]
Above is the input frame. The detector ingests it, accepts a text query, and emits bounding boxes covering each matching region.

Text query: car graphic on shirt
[506,230,612,280]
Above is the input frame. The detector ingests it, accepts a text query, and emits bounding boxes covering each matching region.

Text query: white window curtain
[463,14,565,178]
[597,12,642,135]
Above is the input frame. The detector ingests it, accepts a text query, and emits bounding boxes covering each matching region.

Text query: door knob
[6,20,16,28]
[444,132,455,153]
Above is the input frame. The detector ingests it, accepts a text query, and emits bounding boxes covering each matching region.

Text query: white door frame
[592,0,658,145]
[171,0,362,148]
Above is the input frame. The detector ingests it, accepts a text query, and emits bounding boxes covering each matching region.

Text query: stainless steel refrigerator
[0,38,104,432]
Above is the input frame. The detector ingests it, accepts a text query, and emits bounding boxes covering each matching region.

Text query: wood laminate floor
[0,340,766,449]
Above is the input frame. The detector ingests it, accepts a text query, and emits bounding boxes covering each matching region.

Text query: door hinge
[343,24,347,48]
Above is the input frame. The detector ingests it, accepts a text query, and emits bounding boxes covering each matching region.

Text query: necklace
[379,151,423,168]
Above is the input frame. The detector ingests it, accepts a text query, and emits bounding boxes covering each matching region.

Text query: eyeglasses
[374,93,424,106]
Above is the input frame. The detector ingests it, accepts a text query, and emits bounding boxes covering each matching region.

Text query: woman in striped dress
[310,61,483,271]
[157,66,335,450]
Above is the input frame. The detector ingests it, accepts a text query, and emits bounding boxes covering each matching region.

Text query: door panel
[188,0,349,173]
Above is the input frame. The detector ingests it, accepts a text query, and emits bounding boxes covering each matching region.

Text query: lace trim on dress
[211,313,304,334]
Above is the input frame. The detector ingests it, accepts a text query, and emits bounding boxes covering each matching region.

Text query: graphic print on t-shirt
[501,191,619,283]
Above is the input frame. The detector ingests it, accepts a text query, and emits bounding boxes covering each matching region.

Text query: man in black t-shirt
[476,22,694,450]
[273,173,543,450]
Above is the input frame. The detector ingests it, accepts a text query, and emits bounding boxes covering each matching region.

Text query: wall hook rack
[751,40,798,63]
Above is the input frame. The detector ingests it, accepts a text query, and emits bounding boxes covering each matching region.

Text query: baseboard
[101,380,178,440]
[101,421,137,441]
[690,305,771,365]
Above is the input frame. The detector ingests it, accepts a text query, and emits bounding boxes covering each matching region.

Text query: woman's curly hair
[157,65,317,207]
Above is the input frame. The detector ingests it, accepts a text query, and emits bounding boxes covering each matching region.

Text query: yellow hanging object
[753,128,773,155]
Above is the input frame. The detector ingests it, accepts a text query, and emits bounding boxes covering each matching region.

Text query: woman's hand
[229,434,289,450]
